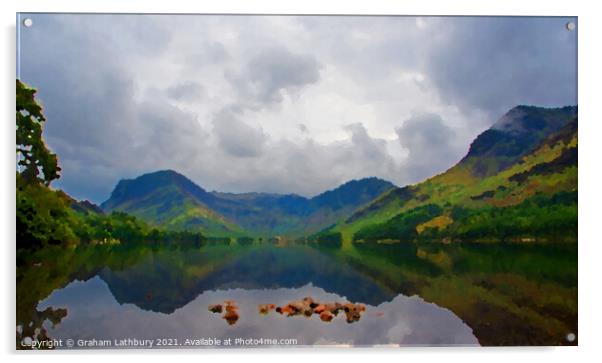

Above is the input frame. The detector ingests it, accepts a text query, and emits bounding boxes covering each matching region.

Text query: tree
[16,79,60,185]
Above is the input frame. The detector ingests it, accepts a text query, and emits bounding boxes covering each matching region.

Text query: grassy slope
[113,186,243,236]
[207,177,395,237]
[336,115,577,243]
[104,172,395,238]
[102,172,245,237]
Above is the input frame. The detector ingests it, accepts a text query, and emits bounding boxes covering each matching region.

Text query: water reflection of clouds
[39,277,478,347]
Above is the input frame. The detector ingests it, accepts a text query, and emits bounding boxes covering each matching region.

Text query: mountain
[458,105,577,177]
[211,177,395,235]
[101,170,242,236]
[101,170,395,237]
[336,105,577,243]
[101,105,576,242]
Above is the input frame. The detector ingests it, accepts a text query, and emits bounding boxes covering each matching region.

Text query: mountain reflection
[38,277,478,346]
[97,245,396,313]
[17,242,577,347]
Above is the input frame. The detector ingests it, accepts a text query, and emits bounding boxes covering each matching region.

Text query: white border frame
[2,1,600,363]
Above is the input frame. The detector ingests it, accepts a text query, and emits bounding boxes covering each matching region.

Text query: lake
[16,241,577,348]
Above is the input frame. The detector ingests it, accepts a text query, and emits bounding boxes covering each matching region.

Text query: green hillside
[101,170,243,236]
[100,105,577,243]
[101,170,395,237]
[211,177,395,236]
[336,106,577,243]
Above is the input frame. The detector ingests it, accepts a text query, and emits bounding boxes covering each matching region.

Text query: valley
[97,105,578,245]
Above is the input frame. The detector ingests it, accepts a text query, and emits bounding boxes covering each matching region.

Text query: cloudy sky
[18,14,577,203]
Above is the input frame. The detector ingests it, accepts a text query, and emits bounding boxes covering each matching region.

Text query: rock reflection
[38,278,479,347]
[269,297,366,324]
[208,301,239,325]
[258,304,276,315]
[208,304,223,314]
[213,297,369,325]
[223,301,239,325]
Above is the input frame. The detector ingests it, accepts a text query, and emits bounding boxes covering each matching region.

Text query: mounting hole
[566,332,576,342]
[566,21,575,31]
[23,18,33,28]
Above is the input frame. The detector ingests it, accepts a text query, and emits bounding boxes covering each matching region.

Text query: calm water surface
[16,242,577,348]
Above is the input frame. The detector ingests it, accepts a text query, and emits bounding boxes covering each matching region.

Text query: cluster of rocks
[261,297,366,323]
[209,297,367,325]
[208,300,239,325]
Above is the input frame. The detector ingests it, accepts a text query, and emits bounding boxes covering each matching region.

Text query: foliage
[354,204,442,242]
[416,215,454,234]
[352,192,576,243]
[16,173,206,251]
[339,107,578,244]
[16,80,60,185]
[313,232,343,248]
[236,236,254,245]
[16,173,80,250]
[336,242,576,345]
[444,191,577,241]
[15,81,207,251]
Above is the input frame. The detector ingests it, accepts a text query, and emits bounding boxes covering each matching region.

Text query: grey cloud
[278,123,400,195]
[213,107,267,158]
[297,16,576,133]
[166,82,205,101]
[21,15,389,201]
[180,41,230,69]
[19,17,139,200]
[227,47,321,107]
[209,45,321,159]
[200,41,230,63]
[209,123,403,197]
[426,17,577,117]
[345,123,391,162]
[18,14,207,202]
[18,14,577,202]
[111,14,173,56]
[137,101,208,161]
[396,113,463,182]
[298,16,423,78]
